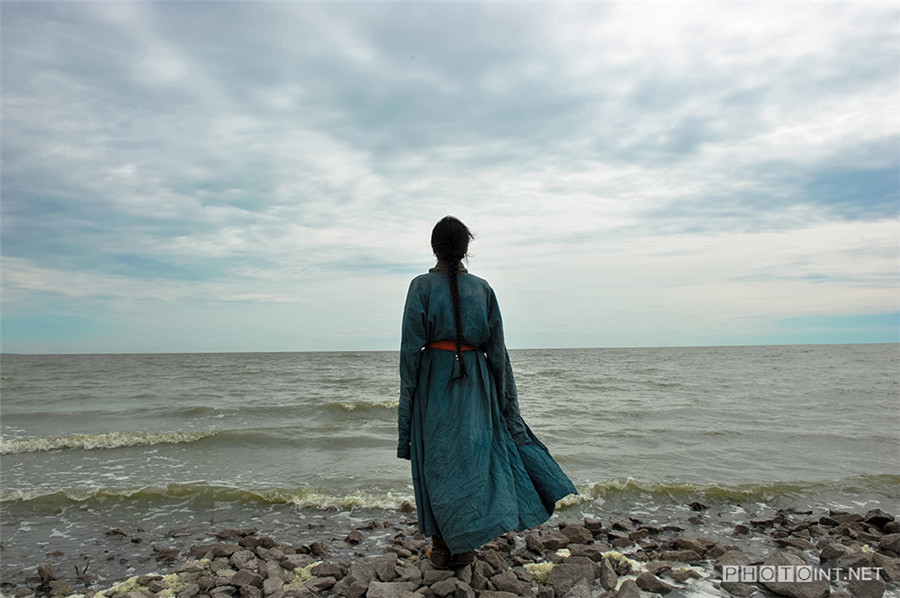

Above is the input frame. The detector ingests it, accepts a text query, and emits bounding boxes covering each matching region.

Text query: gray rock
[540,531,570,551]
[366,581,420,598]
[211,543,241,557]
[477,592,518,598]
[177,559,208,574]
[423,567,454,585]
[658,550,703,563]
[848,577,886,598]
[302,576,336,593]
[429,577,474,598]
[332,577,368,598]
[872,552,900,581]
[635,572,675,594]
[568,544,606,562]
[262,576,283,597]
[348,553,399,584]
[231,570,263,588]
[599,558,618,590]
[283,589,318,598]
[720,581,757,597]
[616,579,640,598]
[311,561,343,578]
[481,550,508,574]
[562,579,591,598]
[864,510,895,529]
[490,570,530,595]
[878,533,900,554]
[760,551,828,598]
[545,557,596,596]
[177,583,201,598]
[240,586,261,598]
[526,535,545,554]
[231,551,260,571]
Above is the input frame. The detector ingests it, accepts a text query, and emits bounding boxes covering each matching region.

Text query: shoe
[428,535,452,569]
[451,550,475,568]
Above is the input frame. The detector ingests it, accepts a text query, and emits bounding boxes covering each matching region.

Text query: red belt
[428,340,476,351]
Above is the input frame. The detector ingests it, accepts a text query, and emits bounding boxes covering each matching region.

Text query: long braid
[446,258,468,383]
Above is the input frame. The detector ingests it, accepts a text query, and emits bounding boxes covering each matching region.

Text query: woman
[397,216,577,569]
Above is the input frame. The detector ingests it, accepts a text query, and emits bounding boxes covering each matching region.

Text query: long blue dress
[397,268,577,555]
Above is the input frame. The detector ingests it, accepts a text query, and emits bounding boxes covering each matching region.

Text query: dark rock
[399,500,416,513]
[490,571,531,595]
[106,528,130,536]
[688,502,708,511]
[720,581,757,597]
[310,561,343,578]
[525,535,544,554]
[872,552,900,581]
[561,579,591,598]
[478,592,518,598]
[309,542,330,556]
[211,543,241,557]
[262,577,283,597]
[616,579,640,598]
[177,583,201,598]
[668,537,715,555]
[567,544,606,562]
[584,518,604,533]
[666,568,703,583]
[37,565,56,585]
[344,530,364,545]
[883,522,900,534]
[302,577,336,593]
[775,537,816,551]
[482,549,508,574]
[365,580,419,598]
[281,555,315,571]
[635,572,675,594]
[423,566,454,585]
[153,545,181,561]
[760,551,829,598]
[820,542,849,564]
[644,562,671,576]
[560,525,593,546]
[539,531,569,551]
[240,586,261,598]
[216,529,258,539]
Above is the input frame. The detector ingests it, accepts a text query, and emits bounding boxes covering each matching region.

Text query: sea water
[1,345,898,585]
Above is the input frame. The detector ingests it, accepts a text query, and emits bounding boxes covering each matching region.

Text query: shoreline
[2,503,898,598]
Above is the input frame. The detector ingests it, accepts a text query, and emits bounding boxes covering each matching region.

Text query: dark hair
[431,216,474,383]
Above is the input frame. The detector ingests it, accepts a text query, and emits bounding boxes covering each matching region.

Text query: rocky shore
[4,505,899,598]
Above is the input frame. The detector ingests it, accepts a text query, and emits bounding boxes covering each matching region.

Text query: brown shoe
[451,550,475,568]
[428,535,451,569]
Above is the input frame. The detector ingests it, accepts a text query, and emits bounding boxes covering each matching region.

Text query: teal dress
[397,269,577,554]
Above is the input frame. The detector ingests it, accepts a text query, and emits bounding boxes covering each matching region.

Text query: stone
[429,577,474,598]
[720,581,757,597]
[872,552,900,581]
[177,560,208,574]
[668,537,715,555]
[760,551,829,598]
[231,570,263,588]
[562,579,591,598]
[240,586,261,598]
[264,560,289,582]
[310,561,343,578]
[666,568,703,583]
[350,553,399,584]
[262,577,283,596]
[216,528,258,539]
[878,533,900,554]
[561,525,593,545]
[331,577,368,598]
[177,583,201,598]
[302,577,336,593]
[540,531,570,551]
[481,550,508,574]
[526,535,544,554]
[211,543,241,557]
[820,543,850,564]
[884,522,900,535]
[309,542,330,556]
[489,570,530,595]
[775,537,816,551]
[366,581,420,598]
[423,567,454,585]
[568,544,606,562]
[477,592,518,598]
[37,565,56,585]
[599,558,618,590]
[635,572,675,594]
[848,576,886,598]
[231,551,260,571]
[344,530,364,545]
[545,557,596,596]
[154,545,181,561]
[733,524,750,536]
[616,579,640,598]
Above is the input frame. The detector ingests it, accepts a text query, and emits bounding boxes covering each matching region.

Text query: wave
[0,482,414,511]
[324,400,399,412]
[560,474,900,507]
[0,430,217,454]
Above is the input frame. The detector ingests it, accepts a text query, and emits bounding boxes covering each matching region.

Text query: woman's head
[431,216,473,265]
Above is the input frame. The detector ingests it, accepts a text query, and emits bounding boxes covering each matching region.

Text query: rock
[489,570,531,595]
[545,557,596,596]
[667,568,703,583]
[568,544,606,562]
[37,565,56,585]
[331,577,368,598]
[820,542,850,564]
[775,537,816,551]
[599,558,618,590]
[539,531,570,551]
[310,561,343,578]
[240,586,262,598]
[560,525,593,545]
[884,522,900,535]
[231,551,260,571]
[525,535,544,554]
[878,533,900,554]
[848,576,886,598]
[616,579,640,598]
[872,552,900,581]
[211,543,241,557]
[562,579,591,598]
[344,530,364,545]
[689,501,708,511]
[351,553,398,584]
[302,577,336,593]
[635,572,675,594]
[309,542,330,556]
[481,550,508,574]
[264,560,289,582]
[429,577,474,597]
[177,560,209,574]
[760,551,828,598]
[733,524,750,536]
[178,583,201,598]
[232,570,263,588]
[477,592,518,598]
[154,545,181,561]
[399,500,416,513]
[423,567,454,585]
[262,577,283,596]
[216,529,259,539]
[720,581,757,597]
[366,581,420,598]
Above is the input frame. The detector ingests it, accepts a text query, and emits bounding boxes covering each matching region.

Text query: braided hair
[431,216,474,383]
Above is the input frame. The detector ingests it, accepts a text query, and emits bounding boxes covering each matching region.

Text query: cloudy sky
[2,2,897,354]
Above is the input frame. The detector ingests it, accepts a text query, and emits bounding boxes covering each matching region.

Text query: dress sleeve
[397,278,426,460]
[485,287,529,446]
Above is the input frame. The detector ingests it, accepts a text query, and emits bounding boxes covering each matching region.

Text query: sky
[1,1,898,354]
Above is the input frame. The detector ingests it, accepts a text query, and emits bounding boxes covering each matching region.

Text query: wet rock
[689,502,709,512]
[733,524,750,536]
[216,529,259,539]
[37,565,56,585]
[878,533,900,555]
[720,581,757,597]
[666,537,714,555]
[344,530,364,545]
[666,568,703,583]
[153,545,181,562]
[399,500,416,513]
[884,522,900,535]
[211,543,241,557]
[761,551,828,598]
[636,572,675,594]
[658,549,703,563]
[616,579,640,598]
[309,542,330,556]
[872,552,900,582]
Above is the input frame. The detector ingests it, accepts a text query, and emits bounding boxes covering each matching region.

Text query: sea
[1,344,898,591]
